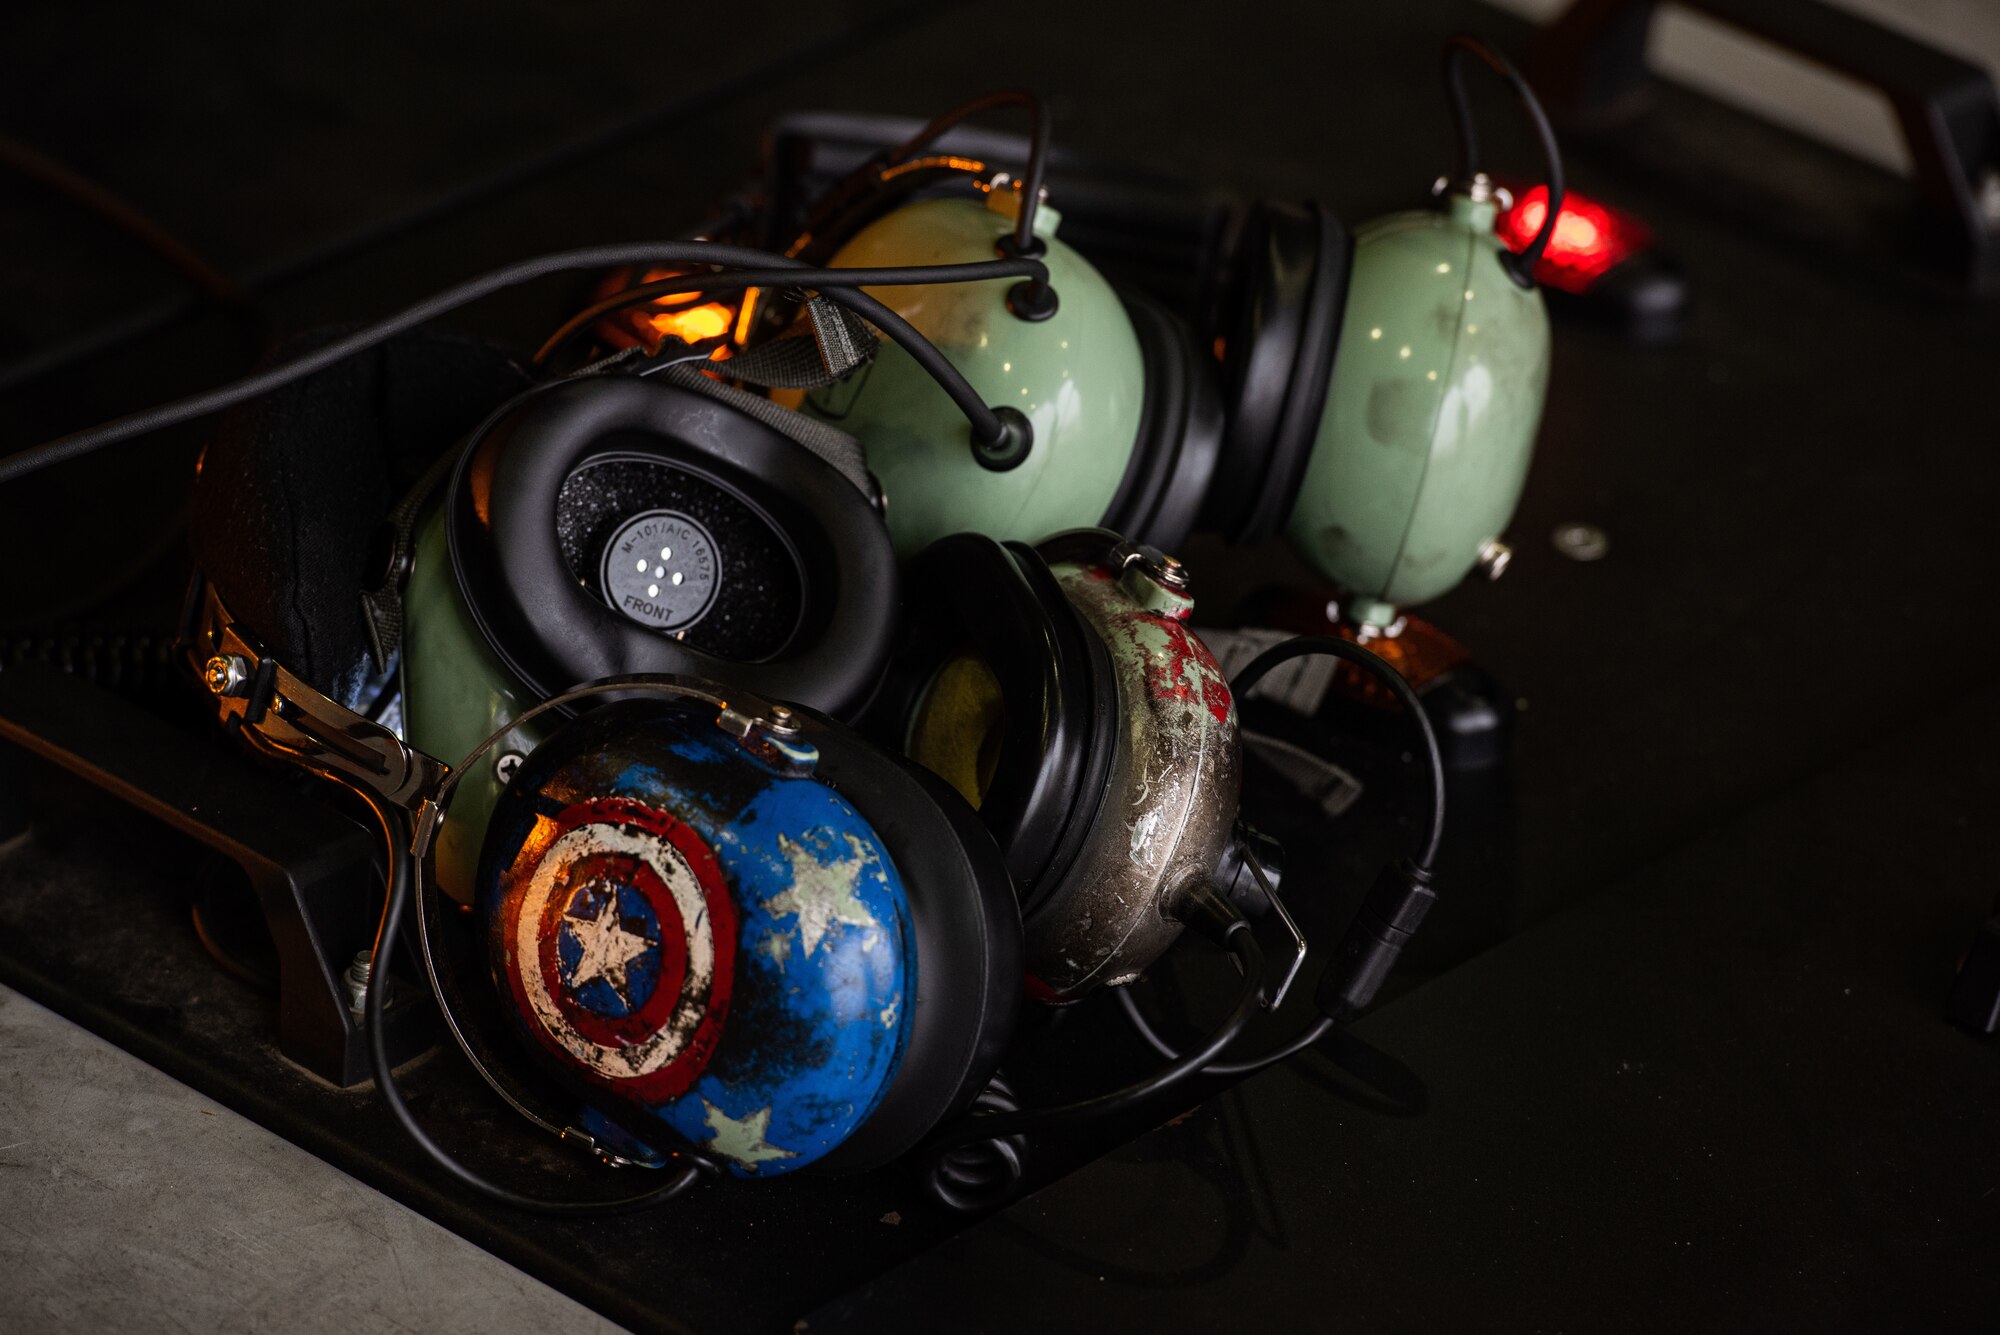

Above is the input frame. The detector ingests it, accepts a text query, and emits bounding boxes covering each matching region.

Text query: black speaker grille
[555,454,803,662]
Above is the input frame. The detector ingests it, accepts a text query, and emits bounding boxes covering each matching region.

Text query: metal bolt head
[494,751,525,784]
[203,654,248,697]
[1111,539,1190,591]
[1476,538,1513,580]
[1552,522,1610,562]
[343,949,373,1017]
[716,699,800,740]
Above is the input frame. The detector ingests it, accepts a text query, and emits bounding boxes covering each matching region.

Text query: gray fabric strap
[652,359,876,498]
[720,294,879,388]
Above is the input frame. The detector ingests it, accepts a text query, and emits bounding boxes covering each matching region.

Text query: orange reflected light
[645,301,734,343]
[592,265,743,358]
[1495,184,1648,294]
[1327,616,1469,708]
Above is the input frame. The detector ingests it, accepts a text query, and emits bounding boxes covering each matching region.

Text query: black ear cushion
[1100,285,1226,556]
[1202,201,1351,545]
[867,532,1118,914]
[190,329,528,706]
[448,375,898,719]
[1248,202,1350,545]
[801,713,1022,1173]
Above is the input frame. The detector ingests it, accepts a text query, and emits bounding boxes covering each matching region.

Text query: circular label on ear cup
[598,510,721,632]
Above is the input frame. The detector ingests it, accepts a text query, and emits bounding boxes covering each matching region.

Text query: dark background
[1,1,1997,1331]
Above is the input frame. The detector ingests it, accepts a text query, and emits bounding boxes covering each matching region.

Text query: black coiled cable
[917,922,1265,1212]
[352,785,717,1215]
[922,1074,1029,1214]
[0,625,179,700]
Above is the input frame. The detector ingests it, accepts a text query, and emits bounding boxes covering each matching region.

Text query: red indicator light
[1494,184,1651,294]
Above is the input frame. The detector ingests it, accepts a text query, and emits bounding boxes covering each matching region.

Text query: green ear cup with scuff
[806,195,1146,557]
[1284,192,1549,626]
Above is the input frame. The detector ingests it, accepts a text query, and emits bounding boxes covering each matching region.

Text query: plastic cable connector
[1315,860,1437,1024]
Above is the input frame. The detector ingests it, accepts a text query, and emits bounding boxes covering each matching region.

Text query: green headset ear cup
[1203,201,1350,545]
[804,197,1146,557]
[1285,194,1550,615]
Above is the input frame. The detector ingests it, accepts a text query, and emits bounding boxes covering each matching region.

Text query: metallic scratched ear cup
[804,196,1148,557]
[473,686,1020,1177]
[401,373,901,900]
[877,529,1240,1000]
[1282,183,1549,628]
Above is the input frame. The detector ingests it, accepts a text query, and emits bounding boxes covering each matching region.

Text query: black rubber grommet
[973,405,1035,472]
[1006,280,1060,322]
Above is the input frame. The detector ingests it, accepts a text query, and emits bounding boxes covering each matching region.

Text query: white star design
[562,886,656,1008]
[762,833,878,957]
[699,1098,796,1171]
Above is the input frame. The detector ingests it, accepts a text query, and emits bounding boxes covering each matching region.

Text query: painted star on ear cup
[475,687,1022,1178]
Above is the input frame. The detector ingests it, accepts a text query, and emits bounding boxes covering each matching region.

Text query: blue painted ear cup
[1200,200,1352,545]
[475,693,1021,1177]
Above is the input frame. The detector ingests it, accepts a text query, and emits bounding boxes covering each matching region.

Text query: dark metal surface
[1531,0,2000,292]
[1,0,1997,1331]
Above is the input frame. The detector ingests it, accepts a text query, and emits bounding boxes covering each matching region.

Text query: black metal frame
[0,663,428,1086]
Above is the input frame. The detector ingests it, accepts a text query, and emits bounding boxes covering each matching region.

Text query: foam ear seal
[1101,286,1226,556]
[1201,201,1351,545]
[797,706,1022,1173]
[190,329,529,707]
[866,532,1118,913]
[448,375,899,719]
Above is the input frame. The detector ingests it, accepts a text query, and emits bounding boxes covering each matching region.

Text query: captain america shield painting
[501,797,737,1103]
[481,699,917,1177]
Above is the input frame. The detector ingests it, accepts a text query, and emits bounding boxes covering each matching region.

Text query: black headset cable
[918,909,1264,1209]
[0,243,1050,487]
[531,257,1045,367]
[1442,34,1566,285]
[885,89,1052,258]
[351,783,714,1216]
[1116,633,1448,1079]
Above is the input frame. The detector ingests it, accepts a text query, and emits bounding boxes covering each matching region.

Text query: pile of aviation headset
[4,36,1564,1213]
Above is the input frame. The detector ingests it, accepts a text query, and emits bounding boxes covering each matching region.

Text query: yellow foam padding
[907,653,1006,808]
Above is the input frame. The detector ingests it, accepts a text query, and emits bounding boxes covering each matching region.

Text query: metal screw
[343,950,373,1018]
[494,751,524,783]
[1476,538,1513,580]
[1112,539,1189,591]
[203,654,248,697]
[1552,523,1610,562]
[1146,552,1190,590]
[717,700,800,740]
